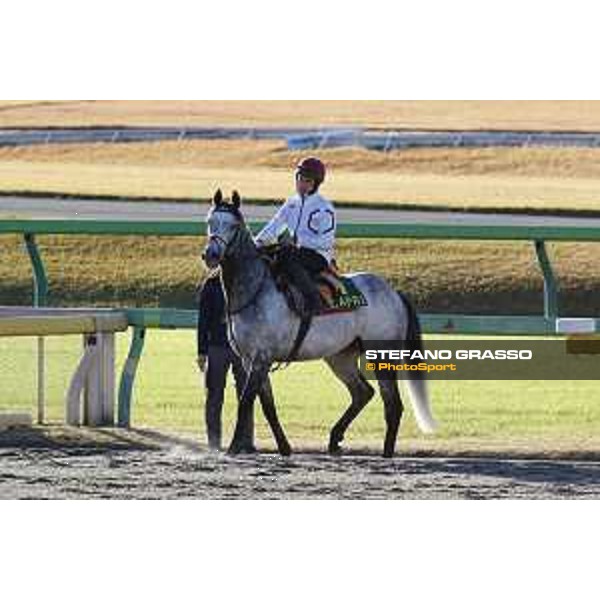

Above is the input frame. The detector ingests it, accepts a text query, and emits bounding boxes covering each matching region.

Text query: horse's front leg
[228,362,263,455]
[228,360,292,457]
[258,375,292,457]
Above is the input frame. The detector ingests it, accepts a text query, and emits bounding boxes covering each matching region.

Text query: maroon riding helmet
[295,157,326,191]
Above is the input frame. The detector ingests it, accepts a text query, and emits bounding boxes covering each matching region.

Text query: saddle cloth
[315,268,368,314]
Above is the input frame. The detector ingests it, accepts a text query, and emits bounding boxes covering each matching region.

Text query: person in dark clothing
[197,271,254,451]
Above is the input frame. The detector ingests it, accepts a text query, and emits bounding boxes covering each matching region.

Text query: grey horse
[202,190,437,458]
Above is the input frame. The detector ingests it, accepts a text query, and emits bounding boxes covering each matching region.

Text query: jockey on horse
[254,156,335,319]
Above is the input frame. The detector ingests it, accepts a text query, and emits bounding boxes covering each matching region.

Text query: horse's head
[203,189,245,268]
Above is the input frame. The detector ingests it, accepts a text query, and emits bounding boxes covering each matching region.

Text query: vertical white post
[65,340,96,426]
[66,331,117,427]
[83,334,102,426]
[37,336,45,424]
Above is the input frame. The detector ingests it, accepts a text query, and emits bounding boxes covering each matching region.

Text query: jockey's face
[296,173,316,197]
[203,208,239,268]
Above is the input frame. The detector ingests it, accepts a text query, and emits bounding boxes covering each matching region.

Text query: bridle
[207,232,230,254]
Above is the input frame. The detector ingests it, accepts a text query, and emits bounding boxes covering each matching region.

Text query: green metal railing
[3,217,599,426]
[3,218,600,241]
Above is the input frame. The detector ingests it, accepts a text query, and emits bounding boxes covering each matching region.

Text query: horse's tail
[397,291,438,434]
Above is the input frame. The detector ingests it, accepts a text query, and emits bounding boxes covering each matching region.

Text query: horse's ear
[213,189,223,205]
[232,190,241,208]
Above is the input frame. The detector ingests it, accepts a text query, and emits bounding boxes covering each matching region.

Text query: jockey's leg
[285,247,327,316]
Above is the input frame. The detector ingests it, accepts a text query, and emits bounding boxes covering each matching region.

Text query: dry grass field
[2,140,600,211]
[2,232,600,316]
[3,100,600,130]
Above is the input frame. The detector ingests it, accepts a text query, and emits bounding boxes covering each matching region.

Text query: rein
[220,225,268,315]
[217,223,268,362]
[226,267,268,315]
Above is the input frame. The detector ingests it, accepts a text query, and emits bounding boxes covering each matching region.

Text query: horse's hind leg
[376,374,404,458]
[325,348,376,455]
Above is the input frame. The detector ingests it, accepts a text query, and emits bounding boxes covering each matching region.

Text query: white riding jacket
[254,192,336,263]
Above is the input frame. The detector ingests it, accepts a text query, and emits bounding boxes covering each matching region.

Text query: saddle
[261,246,368,318]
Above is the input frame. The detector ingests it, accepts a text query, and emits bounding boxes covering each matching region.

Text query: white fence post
[65,332,116,427]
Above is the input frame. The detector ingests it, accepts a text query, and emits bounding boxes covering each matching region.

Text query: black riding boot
[285,259,321,317]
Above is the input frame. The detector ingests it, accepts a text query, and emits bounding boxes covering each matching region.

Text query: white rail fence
[3,127,600,151]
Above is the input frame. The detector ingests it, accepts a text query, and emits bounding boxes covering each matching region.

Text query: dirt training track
[1,429,599,499]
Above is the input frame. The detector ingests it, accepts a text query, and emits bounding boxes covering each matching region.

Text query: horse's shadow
[0,425,200,455]
[380,456,600,488]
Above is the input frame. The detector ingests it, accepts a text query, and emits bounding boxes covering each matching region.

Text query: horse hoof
[227,444,242,456]
[279,443,292,457]
[328,443,343,456]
